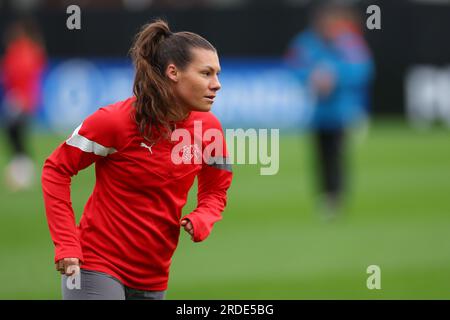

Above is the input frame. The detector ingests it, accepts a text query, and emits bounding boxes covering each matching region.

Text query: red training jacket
[2,36,46,113]
[41,97,233,290]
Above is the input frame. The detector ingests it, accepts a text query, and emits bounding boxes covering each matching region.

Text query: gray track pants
[61,269,166,300]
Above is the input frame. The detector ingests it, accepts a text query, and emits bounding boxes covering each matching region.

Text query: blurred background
[0,0,449,299]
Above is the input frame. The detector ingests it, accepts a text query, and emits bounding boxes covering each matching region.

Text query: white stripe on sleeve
[65,123,117,157]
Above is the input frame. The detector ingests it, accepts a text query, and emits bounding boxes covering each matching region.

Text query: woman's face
[167,48,222,112]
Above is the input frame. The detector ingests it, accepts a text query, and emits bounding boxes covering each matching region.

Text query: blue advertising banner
[38,58,314,133]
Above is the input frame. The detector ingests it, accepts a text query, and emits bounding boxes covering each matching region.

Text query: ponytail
[130,19,216,143]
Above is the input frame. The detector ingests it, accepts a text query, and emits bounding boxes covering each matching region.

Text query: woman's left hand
[180,219,194,240]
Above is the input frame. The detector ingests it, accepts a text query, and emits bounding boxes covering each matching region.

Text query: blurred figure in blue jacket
[285,2,374,219]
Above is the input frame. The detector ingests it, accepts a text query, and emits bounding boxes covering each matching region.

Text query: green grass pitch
[0,118,449,299]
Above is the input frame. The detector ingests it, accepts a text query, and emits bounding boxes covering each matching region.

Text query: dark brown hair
[130,19,216,143]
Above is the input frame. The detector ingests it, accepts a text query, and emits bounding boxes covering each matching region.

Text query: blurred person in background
[285,1,374,219]
[1,17,47,191]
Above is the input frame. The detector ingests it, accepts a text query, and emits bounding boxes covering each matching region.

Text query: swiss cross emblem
[181,144,201,163]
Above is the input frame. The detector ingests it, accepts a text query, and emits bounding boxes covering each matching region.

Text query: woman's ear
[166,64,178,83]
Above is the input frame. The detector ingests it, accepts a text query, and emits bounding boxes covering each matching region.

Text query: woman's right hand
[55,258,81,276]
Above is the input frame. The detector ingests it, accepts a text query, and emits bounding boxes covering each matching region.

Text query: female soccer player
[41,20,232,300]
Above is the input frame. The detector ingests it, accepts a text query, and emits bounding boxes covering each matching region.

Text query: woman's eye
[202,71,211,76]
